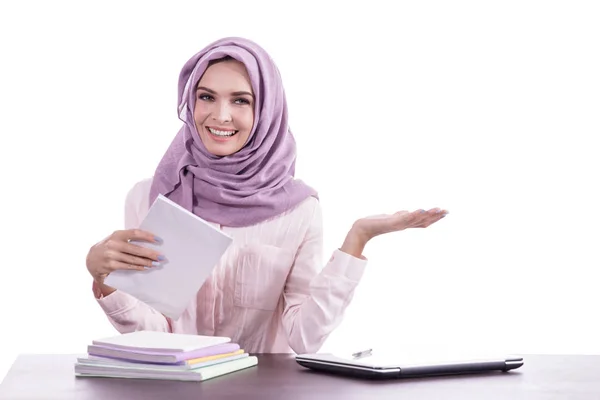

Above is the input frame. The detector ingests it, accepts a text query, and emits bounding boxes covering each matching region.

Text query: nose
[211,101,232,123]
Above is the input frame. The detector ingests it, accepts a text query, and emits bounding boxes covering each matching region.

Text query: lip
[205,126,238,142]
[206,125,237,132]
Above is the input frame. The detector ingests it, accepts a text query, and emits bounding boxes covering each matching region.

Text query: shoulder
[252,196,322,250]
[125,177,152,209]
[124,177,153,229]
[270,195,322,234]
[284,195,320,220]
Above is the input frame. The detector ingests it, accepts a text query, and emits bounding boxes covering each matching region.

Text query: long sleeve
[281,201,367,354]
[93,179,171,333]
[93,281,171,333]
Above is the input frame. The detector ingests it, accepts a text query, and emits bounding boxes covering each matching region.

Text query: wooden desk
[1,354,599,399]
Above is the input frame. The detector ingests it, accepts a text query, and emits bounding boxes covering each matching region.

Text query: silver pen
[352,348,373,359]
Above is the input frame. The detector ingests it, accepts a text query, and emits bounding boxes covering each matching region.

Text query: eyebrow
[196,86,254,98]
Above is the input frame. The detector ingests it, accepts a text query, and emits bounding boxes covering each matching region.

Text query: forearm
[95,281,117,297]
[92,280,171,333]
[282,250,366,354]
[339,226,369,259]
[282,201,368,354]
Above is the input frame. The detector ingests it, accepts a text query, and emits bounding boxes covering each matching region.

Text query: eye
[234,98,251,105]
[198,93,214,101]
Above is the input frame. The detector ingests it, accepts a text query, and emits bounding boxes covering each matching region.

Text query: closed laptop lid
[296,349,523,377]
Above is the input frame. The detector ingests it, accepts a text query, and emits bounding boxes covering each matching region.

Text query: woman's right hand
[86,229,164,285]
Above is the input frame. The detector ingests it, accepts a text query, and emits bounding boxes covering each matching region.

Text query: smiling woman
[84,37,448,355]
[194,56,255,156]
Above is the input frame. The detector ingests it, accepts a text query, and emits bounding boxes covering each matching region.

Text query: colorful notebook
[75,355,258,382]
[78,351,247,370]
[86,346,244,365]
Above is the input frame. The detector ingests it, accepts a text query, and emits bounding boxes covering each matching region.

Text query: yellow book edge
[186,349,245,365]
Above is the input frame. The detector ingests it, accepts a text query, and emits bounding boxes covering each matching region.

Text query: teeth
[208,127,236,137]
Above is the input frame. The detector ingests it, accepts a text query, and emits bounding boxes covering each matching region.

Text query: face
[193,60,255,156]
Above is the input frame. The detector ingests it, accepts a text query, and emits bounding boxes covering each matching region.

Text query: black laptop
[296,349,524,379]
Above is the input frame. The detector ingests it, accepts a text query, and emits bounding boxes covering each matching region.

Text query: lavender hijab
[148,37,317,227]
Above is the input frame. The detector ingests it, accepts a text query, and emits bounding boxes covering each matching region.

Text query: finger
[105,249,160,268]
[107,240,163,261]
[428,208,448,215]
[398,210,428,228]
[401,209,441,228]
[414,209,448,228]
[105,259,148,272]
[415,217,442,228]
[112,229,161,244]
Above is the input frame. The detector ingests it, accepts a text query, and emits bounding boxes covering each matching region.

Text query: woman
[85,37,447,354]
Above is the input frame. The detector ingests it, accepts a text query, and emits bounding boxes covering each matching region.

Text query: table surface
[1,353,599,400]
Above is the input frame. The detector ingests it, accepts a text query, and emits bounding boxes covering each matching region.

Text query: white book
[91,330,230,353]
[104,194,233,319]
[75,355,258,382]
[76,353,248,370]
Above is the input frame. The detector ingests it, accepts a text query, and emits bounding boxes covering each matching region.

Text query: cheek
[239,109,254,130]
[193,104,209,124]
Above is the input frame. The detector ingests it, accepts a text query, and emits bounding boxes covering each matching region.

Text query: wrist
[93,279,116,298]
[340,226,369,258]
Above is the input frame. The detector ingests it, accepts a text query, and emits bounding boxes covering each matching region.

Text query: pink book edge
[88,342,241,362]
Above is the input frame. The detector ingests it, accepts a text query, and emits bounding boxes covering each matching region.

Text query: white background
[1,0,599,381]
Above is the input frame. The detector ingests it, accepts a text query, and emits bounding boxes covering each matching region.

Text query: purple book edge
[88,342,241,362]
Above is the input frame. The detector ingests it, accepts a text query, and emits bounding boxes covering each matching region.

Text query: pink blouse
[93,178,367,354]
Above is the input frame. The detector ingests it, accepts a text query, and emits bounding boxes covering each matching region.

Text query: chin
[200,131,247,157]
[210,148,236,156]
[204,142,243,157]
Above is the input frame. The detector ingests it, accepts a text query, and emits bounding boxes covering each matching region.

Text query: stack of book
[74,330,257,382]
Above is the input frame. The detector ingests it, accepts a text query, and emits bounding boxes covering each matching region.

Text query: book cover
[104,194,233,320]
[75,355,258,382]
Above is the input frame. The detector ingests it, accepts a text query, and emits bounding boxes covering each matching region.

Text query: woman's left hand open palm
[353,208,448,241]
